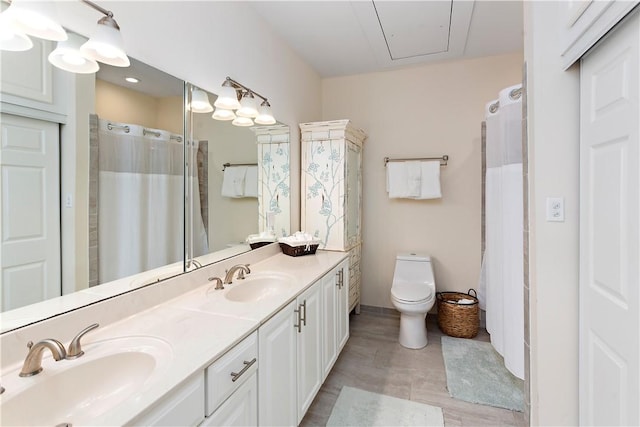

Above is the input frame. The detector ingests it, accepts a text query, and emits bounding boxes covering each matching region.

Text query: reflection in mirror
[186,84,291,266]
[91,58,184,284]
[0,30,185,331]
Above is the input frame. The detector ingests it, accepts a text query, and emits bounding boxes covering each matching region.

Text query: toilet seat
[391,282,433,303]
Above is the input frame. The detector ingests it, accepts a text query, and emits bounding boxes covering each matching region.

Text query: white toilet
[390,253,436,349]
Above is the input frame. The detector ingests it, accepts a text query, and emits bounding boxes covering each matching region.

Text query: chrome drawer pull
[301,300,307,326]
[336,270,344,289]
[294,306,302,333]
[230,357,257,382]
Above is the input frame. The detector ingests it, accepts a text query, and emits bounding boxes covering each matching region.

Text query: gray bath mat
[441,336,524,411]
[327,386,444,426]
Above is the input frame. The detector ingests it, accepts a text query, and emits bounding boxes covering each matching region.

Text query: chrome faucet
[208,276,224,290]
[187,259,203,270]
[224,264,251,284]
[19,339,67,377]
[66,323,99,359]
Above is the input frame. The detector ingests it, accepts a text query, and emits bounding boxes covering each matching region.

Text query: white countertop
[0,251,347,426]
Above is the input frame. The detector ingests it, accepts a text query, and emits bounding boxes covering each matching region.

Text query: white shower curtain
[482,84,524,380]
[98,119,184,283]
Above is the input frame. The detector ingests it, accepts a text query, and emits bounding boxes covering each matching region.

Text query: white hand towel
[221,166,247,198]
[414,161,442,199]
[406,161,421,198]
[244,165,258,198]
[387,162,409,198]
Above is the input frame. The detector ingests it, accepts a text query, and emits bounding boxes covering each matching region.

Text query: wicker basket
[249,241,273,250]
[279,242,319,257]
[436,289,479,338]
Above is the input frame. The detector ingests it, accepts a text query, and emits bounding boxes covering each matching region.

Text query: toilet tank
[393,253,434,285]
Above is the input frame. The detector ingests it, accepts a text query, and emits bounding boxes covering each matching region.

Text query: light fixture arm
[80,0,114,18]
[225,77,269,105]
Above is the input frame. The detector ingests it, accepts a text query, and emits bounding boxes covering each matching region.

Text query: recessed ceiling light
[125,77,139,83]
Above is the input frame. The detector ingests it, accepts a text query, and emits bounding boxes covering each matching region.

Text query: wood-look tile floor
[301,311,527,427]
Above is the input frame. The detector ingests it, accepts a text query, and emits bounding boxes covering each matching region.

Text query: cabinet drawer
[205,331,258,416]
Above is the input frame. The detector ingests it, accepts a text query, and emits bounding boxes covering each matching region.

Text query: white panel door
[580,11,640,426]
[0,113,61,311]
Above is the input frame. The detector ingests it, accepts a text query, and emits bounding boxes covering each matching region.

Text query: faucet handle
[208,276,224,290]
[67,323,99,360]
[237,264,250,280]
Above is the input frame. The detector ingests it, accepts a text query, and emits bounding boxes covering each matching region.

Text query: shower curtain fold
[482,84,525,380]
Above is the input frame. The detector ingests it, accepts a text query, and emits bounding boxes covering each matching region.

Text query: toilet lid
[391,283,433,302]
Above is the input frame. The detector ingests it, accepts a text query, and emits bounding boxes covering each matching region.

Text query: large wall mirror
[0,33,292,333]
[185,84,291,266]
[0,31,186,332]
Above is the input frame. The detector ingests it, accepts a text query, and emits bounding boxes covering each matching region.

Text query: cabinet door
[258,300,297,426]
[321,268,337,380]
[302,139,346,250]
[201,373,257,427]
[297,281,323,423]
[345,140,362,248]
[337,260,350,352]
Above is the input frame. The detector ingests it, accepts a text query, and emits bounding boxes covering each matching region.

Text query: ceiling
[249,0,523,78]
[97,56,184,98]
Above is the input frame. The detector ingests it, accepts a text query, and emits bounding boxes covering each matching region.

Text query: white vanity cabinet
[258,300,298,426]
[129,373,205,426]
[296,278,323,422]
[129,332,258,427]
[322,259,349,380]
[203,331,258,425]
[300,120,366,313]
[258,260,349,426]
[200,373,257,427]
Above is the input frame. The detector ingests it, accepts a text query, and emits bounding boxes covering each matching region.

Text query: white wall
[524,2,580,424]
[57,0,323,233]
[192,114,258,251]
[322,53,523,308]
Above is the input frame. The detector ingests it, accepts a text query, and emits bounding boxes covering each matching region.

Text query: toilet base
[398,312,428,349]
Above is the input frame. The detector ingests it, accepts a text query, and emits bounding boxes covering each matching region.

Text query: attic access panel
[373,0,452,60]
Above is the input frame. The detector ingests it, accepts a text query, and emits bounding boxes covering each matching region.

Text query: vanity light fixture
[236,91,258,118]
[1,0,130,72]
[3,0,67,42]
[80,1,129,67]
[214,80,242,110]
[0,11,32,51]
[212,108,236,121]
[212,77,276,126]
[232,116,254,127]
[190,88,214,113]
[48,32,100,74]
[255,101,276,125]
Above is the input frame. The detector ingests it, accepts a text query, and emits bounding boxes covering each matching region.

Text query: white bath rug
[441,336,525,411]
[326,386,444,427]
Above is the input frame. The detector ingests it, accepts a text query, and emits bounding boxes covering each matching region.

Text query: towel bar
[383,155,448,167]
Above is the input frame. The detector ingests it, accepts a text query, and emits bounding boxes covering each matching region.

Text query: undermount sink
[225,272,296,303]
[0,336,172,426]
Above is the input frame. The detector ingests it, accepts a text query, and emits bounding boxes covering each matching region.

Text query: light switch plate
[546,197,564,222]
